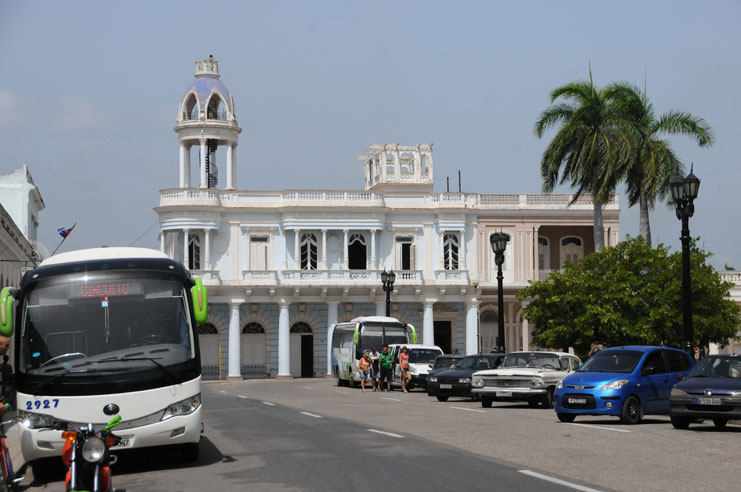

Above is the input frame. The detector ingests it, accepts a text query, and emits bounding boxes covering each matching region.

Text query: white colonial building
[155,57,623,379]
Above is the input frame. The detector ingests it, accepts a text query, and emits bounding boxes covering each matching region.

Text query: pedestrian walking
[358,353,371,392]
[369,347,381,391]
[379,346,394,391]
[399,346,411,392]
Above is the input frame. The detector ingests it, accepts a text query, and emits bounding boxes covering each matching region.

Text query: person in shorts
[399,346,411,392]
[369,347,381,391]
[378,346,394,392]
[358,353,371,392]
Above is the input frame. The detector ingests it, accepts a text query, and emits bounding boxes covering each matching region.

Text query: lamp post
[670,167,700,358]
[381,269,396,317]
[489,232,509,353]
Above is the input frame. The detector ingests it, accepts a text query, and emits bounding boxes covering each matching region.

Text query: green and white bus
[330,316,417,387]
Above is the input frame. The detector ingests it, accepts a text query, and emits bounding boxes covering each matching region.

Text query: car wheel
[436,395,449,402]
[620,396,643,425]
[671,416,691,429]
[713,418,728,429]
[527,399,540,408]
[481,397,493,408]
[557,413,576,423]
[541,387,555,409]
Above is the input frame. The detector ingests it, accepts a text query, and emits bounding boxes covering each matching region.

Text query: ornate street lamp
[489,231,509,353]
[671,166,700,358]
[381,269,396,317]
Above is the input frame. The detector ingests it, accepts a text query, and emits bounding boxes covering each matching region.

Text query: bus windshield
[20,271,196,378]
[358,324,409,352]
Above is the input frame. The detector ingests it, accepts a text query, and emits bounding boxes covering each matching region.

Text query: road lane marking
[566,423,631,433]
[300,412,322,418]
[380,397,401,402]
[367,429,405,438]
[238,395,248,399]
[262,402,276,406]
[302,386,312,389]
[518,470,604,492]
[450,406,487,413]
[220,390,227,394]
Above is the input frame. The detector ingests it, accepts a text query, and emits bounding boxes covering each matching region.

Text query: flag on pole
[58,225,75,238]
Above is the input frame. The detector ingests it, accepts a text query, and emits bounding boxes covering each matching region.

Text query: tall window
[561,237,583,265]
[395,236,414,271]
[538,236,550,270]
[188,233,201,270]
[300,233,318,270]
[443,233,459,270]
[250,236,268,270]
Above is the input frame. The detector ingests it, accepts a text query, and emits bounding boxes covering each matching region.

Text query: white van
[388,344,443,390]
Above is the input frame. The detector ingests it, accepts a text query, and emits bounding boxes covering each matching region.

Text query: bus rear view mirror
[0,287,17,337]
[190,278,208,324]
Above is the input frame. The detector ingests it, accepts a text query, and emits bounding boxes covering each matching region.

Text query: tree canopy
[517,236,740,354]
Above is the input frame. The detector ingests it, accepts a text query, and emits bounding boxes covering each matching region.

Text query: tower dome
[174,56,242,190]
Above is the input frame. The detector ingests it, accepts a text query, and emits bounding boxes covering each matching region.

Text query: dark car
[428,354,505,401]
[669,354,741,430]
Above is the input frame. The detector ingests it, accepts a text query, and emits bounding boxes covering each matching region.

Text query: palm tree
[534,70,632,251]
[604,83,714,246]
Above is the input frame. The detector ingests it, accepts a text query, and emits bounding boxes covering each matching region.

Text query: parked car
[554,346,694,424]
[669,354,741,429]
[428,353,505,401]
[471,351,581,408]
[428,354,467,381]
[388,344,443,390]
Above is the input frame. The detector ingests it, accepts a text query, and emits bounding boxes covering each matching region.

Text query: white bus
[330,316,417,387]
[0,247,208,468]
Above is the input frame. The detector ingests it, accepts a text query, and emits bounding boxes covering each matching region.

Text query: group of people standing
[356,346,412,393]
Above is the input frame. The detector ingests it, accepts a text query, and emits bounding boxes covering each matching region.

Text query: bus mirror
[353,327,360,345]
[0,287,16,337]
[191,277,208,324]
[406,323,418,344]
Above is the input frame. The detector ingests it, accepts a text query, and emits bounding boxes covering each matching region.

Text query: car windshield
[456,356,495,370]
[502,353,560,370]
[409,349,443,364]
[20,271,195,377]
[691,355,741,378]
[434,357,463,369]
[577,350,643,373]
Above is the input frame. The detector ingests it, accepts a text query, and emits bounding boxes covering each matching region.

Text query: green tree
[606,83,714,246]
[517,236,740,353]
[534,69,632,251]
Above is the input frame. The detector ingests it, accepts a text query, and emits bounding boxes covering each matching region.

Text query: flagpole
[51,222,76,256]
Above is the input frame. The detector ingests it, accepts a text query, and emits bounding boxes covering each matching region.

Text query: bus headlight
[472,377,484,388]
[82,437,106,462]
[161,394,201,421]
[18,411,57,429]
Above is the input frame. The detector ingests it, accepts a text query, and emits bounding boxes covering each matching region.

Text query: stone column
[232,143,238,189]
[204,229,211,271]
[343,229,349,270]
[179,143,187,188]
[294,229,300,270]
[371,229,377,270]
[393,146,400,179]
[227,303,242,379]
[326,302,339,377]
[277,300,291,378]
[521,301,530,351]
[321,229,327,270]
[226,143,234,189]
[185,145,191,188]
[533,226,540,279]
[459,230,466,271]
[423,301,434,346]
[183,229,190,269]
[465,301,478,355]
[199,138,207,188]
[439,230,444,271]
[160,231,165,254]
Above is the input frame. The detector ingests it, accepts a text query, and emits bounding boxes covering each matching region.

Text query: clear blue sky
[1,1,739,268]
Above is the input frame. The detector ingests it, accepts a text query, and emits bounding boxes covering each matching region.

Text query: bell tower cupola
[175,55,242,189]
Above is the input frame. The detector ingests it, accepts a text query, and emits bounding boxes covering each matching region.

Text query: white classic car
[471,351,582,408]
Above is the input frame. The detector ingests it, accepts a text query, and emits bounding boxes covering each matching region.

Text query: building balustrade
[718,271,741,284]
[434,270,470,282]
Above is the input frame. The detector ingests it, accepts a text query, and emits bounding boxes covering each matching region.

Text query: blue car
[554,346,695,424]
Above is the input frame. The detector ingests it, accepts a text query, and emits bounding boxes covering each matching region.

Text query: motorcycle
[58,415,125,492]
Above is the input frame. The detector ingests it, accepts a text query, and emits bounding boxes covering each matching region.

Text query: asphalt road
[17,378,741,491]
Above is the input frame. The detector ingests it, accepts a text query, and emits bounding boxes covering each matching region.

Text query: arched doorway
[348,233,367,270]
[479,310,499,353]
[290,322,314,378]
[197,323,219,379]
[241,322,267,378]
